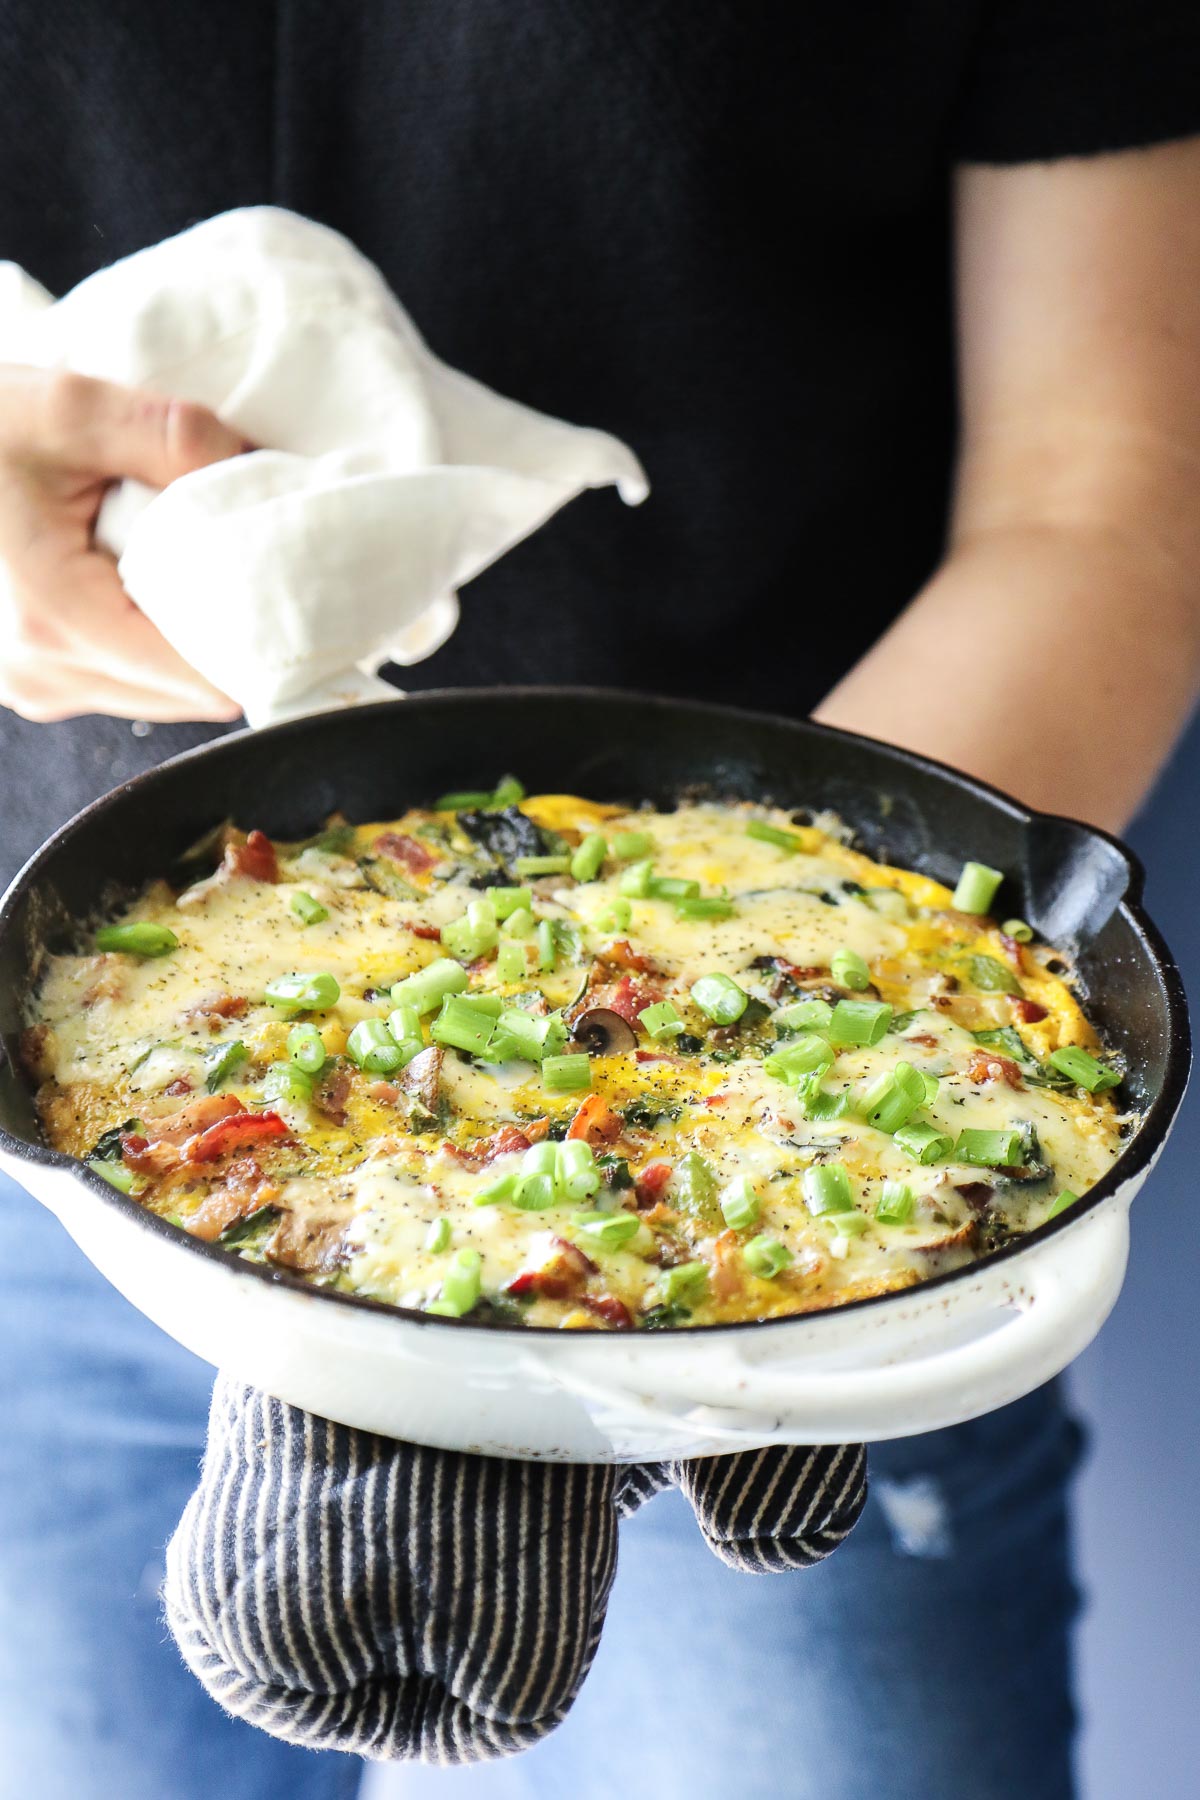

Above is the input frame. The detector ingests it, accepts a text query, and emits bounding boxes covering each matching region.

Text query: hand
[0,364,246,723]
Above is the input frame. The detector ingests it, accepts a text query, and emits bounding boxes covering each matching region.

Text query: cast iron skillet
[0,688,1189,1335]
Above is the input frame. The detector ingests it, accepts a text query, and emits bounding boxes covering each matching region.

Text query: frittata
[23,783,1130,1331]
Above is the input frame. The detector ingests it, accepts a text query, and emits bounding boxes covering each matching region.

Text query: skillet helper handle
[547,1203,1129,1450]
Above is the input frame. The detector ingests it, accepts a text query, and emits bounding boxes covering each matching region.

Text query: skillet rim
[0,685,1190,1342]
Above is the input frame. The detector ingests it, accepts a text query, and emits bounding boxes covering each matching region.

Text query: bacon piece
[144,1093,245,1145]
[606,974,664,1028]
[1011,998,1048,1024]
[901,1031,939,1049]
[601,939,665,977]
[578,1294,634,1330]
[374,832,435,876]
[184,1157,282,1242]
[447,1123,533,1167]
[186,992,249,1029]
[703,1092,730,1107]
[163,1077,194,1097]
[187,1110,292,1163]
[635,1161,673,1209]
[223,828,279,883]
[967,1050,1024,1090]
[313,1063,352,1125]
[506,1236,597,1301]
[999,933,1028,973]
[635,1048,682,1065]
[566,1095,623,1145]
[398,921,442,942]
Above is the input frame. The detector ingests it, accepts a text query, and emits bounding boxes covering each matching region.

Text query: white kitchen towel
[0,208,648,724]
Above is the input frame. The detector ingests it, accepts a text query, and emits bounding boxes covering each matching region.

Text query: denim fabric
[0,1169,1082,1800]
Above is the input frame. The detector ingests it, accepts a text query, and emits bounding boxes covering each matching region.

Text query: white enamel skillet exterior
[0,691,1188,1461]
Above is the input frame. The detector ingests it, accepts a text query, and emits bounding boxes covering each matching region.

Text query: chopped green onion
[827,998,892,1047]
[514,854,571,877]
[88,1158,140,1194]
[491,775,525,806]
[486,885,534,920]
[825,1210,870,1237]
[425,1217,452,1253]
[502,904,536,939]
[745,819,804,853]
[441,898,499,961]
[796,1077,849,1122]
[1047,1046,1121,1092]
[474,1172,519,1207]
[618,859,655,897]
[573,1211,639,1250]
[690,973,748,1025]
[431,1247,482,1316]
[613,831,654,860]
[542,1053,591,1093]
[496,939,528,982]
[347,1018,405,1073]
[1046,1189,1080,1219]
[657,1262,709,1307]
[638,1001,684,1040]
[952,861,1004,914]
[262,1061,316,1105]
[954,1127,1025,1168]
[893,1121,953,1164]
[675,895,735,921]
[876,1180,914,1224]
[287,1022,326,1074]
[435,788,497,811]
[205,1039,247,1092]
[1002,918,1034,943]
[570,833,608,883]
[264,971,341,1012]
[385,1005,425,1066]
[389,959,469,1014]
[558,1139,602,1201]
[859,1061,926,1134]
[597,898,633,932]
[774,997,834,1033]
[720,1176,761,1231]
[831,947,870,991]
[967,954,1022,995]
[290,890,329,926]
[646,875,701,900]
[488,1008,568,1064]
[514,1141,559,1210]
[764,1033,835,1082]
[536,918,557,973]
[803,1162,855,1215]
[431,996,500,1057]
[743,1234,792,1277]
[95,922,179,958]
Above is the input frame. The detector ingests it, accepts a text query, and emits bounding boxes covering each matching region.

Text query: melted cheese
[27,799,1128,1330]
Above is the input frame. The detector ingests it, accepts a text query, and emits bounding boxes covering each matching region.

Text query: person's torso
[0,0,981,885]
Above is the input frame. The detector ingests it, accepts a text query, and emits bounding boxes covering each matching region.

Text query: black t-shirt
[1,0,1198,887]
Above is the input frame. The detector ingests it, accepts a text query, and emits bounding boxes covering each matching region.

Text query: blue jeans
[0,1171,1082,1800]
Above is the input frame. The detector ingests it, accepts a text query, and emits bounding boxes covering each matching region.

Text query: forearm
[815,514,1200,836]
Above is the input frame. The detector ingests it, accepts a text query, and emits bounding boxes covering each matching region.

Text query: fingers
[0,662,241,724]
[0,363,248,486]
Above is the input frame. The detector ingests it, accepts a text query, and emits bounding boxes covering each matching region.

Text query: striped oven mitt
[163,1378,867,1766]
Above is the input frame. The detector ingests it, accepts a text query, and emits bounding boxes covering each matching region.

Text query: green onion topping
[954,1127,1025,1168]
[657,1262,709,1307]
[570,833,608,883]
[263,971,341,1012]
[1047,1046,1121,1092]
[876,1180,914,1224]
[427,1247,482,1317]
[514,854,571,877]
[287,1022,326,1074]
[612,831,654,860]
[1046,1189,1080,1219]
[638,1001,685,1040]
[831,947,871,991]
[95,922,179,958]
[424,1217,452,1253]
[743,1234,793,1277]
[827,998,892,1047]
[720,1176,761,1231]
[289,890,329,926]
[542,1052,592,1093]
[486,885,534,920]
[675,895,735,921]
[205,1039,247,1092]
[952,861,1004,915]
[764,1033,835,1082]
[690,973,749,1025]
[389,959,469,1014]
[1002,918,1034,943]
[347,1017,405,1074]
[803,1162,855,1215]
[745,819,804,853]
[893,1121,953,1164]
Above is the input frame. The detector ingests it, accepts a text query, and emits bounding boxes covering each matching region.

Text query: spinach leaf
[457,805,562,877]
[90,1120,141,1163]
[620,1096,683,1130]
[972,1025,1032,1063]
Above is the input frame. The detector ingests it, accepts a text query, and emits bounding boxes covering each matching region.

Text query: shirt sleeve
[950,0,1200,164]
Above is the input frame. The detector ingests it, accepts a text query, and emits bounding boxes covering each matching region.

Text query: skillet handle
[546,1205,1129,1451]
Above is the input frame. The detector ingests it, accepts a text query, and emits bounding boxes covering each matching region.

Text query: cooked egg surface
[24,797,1128,1331]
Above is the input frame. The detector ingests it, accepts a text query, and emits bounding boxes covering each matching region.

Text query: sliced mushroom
[401,1045,444,1114]
[571,1007,638,1056]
